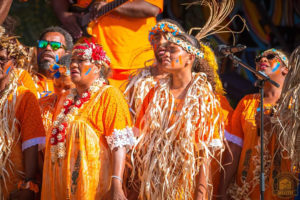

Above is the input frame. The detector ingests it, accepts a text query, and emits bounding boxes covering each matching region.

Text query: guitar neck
[80,0,128,27]
[100,0,128,16]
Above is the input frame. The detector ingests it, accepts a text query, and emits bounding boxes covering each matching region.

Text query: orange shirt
[229,94,297,200]
[41,86,133,200]
[1,86,46,199]
[74,0,163,89]
[32,73,54,99]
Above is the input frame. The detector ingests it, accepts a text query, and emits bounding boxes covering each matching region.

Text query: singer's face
[161,43,193,72]
[255,52,286,76]
[151,32,168,63]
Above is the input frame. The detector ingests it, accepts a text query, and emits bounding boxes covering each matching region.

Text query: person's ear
[187,54,195,65]
[282,66,289,75]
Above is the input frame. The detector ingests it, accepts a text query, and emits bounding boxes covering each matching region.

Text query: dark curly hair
[39,26,73,51]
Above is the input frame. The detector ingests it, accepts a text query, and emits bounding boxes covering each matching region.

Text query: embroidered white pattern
[105,127,136,150]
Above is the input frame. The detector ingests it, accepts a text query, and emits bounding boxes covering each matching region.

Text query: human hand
[59,12,83,39]
[90,1,107,21]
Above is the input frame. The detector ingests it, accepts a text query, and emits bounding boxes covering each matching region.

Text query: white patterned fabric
[105,127,136,150]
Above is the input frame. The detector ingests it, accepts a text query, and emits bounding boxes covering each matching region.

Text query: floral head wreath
[166,33,204,59]
[49,63,70,79]
[148,21,184,43]
[72,40,110,67]
[259,48,289,68]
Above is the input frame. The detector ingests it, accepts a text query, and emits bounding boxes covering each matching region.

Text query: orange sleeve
[228,96,247,147]
[100,87,135,150]
[16,89,46,151]
[144,0,163,12]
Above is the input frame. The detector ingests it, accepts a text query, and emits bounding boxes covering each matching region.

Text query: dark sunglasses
[255,54,276,63]
[37,40,66,51]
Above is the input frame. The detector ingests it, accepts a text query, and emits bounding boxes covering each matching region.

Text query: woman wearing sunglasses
[131,33,224,200]
[220,49,293,200]
[41,40,135,200]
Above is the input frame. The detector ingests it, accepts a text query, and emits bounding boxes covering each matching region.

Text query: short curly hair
[39,26,73,51]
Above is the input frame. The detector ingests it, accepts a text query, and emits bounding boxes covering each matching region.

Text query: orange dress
[0,86,46,199]
[74,0,163,90]
[41,86,134,200]
[39,92,69,134]
[32,73,54,99]
[228,94,297,200]
[212,94,233,199]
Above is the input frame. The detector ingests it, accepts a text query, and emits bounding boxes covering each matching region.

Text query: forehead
[42,32,66,45]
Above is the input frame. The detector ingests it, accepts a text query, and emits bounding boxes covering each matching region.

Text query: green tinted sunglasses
[37,40,66,51]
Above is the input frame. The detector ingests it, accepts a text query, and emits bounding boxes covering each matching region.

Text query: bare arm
[114,0,160,18]
[217,142,242,200]
[194,156,209,200]
[51,0,83,39]
[0,0,13,25]
[110,147,127,200]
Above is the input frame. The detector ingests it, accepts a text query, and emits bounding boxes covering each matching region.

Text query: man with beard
[34,26,73,98]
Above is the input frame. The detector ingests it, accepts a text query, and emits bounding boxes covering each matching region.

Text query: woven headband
[149,22,184,43]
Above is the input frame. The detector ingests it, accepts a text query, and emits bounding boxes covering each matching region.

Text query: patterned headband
[149,21,184,43]
[166,33,204,59]
[49,63,70,79]
[72,40,110,67]
[261,48,289,68]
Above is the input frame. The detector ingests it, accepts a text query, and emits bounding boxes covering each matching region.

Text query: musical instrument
[71,0,129,37]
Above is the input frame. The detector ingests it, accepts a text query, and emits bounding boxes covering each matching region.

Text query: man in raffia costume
[0,26,46,200]
[124,18,185,120]
[41,40,136,200]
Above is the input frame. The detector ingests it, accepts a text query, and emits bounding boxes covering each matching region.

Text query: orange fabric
[212,94,233,200]
[41,86,132,200]
[230,94,296,199]
[15,68,38,98]
[1,86,46,199]
[76,0,163,89]
[32,73,54,99]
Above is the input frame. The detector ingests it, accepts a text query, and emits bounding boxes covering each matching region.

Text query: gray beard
[37,61,51,76]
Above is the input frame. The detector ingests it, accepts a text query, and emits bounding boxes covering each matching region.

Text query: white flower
[82,92,88,98]
[52,128,57,135]
[76,100,81,106]
[58,124,64,131]
[57,134,62,140]
[50,138,55,144]
[53,121,59,127]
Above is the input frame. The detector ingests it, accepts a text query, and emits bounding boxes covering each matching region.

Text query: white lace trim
[105,126,136,151]
[225,130,243,147]
[22,136,46,151]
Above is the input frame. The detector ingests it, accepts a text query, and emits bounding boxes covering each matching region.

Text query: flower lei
[50,79,105,162]
[148,21,183,43]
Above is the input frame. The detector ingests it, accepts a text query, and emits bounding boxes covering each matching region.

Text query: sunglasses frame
[255,54,277,63]
[37,40,66,51]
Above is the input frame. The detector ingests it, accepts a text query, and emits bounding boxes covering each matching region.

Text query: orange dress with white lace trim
[229,94,296,200]
[0,86,46,199]
[41,86,134,200]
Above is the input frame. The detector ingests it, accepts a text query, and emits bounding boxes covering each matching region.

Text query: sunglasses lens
[38,40,48,49]
[50,41,62,51]
[266,54,276,60]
